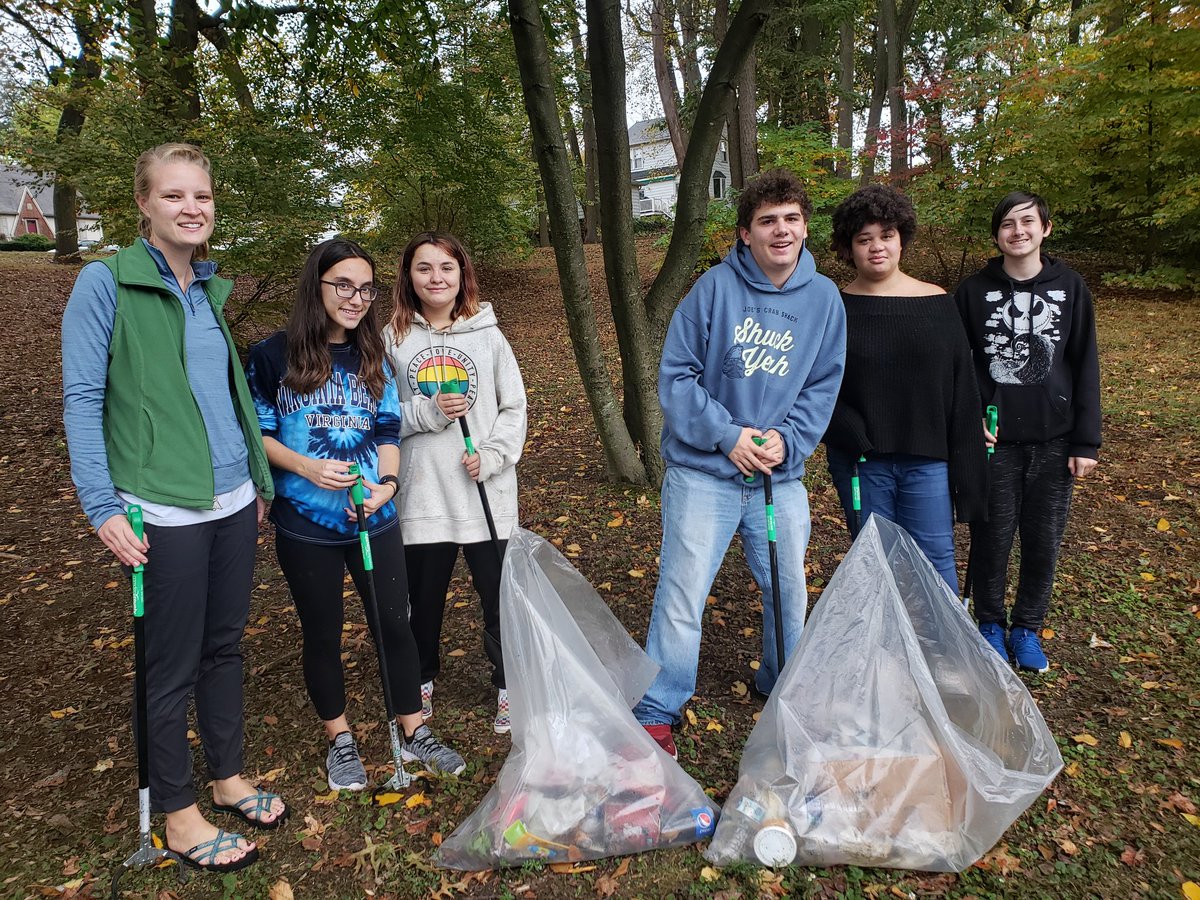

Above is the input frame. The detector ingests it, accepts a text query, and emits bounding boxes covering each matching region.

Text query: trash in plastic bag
[706,515,1063,872]
[437,528,718,869]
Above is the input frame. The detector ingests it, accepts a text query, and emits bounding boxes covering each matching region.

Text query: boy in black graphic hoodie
[955,192,1101,672]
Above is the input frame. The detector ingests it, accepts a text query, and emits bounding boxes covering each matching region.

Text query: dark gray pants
[971,438,1074,630]
[140,500,257,813]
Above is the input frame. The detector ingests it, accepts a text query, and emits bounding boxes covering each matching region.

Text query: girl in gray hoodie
[383,232,527,735]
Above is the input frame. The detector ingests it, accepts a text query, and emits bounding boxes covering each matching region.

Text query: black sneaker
[325,731,367,791]
[401,724,466,776]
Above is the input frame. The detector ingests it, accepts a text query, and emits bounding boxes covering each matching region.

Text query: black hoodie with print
[954,255,1101,459]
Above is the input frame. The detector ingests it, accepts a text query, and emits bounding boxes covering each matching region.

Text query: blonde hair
[134,143,213,260]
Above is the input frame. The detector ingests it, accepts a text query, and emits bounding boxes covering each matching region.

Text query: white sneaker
[493,688,511,735]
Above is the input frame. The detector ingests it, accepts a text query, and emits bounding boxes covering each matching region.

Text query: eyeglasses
[321,280,379,302]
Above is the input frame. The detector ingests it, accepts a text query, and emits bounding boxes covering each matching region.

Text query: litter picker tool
[750,436,787,669]
[110,505,187,899]
[851,455,865,539]
[962,405,999,607]
[348,465,412,792]
[440,380,503,566]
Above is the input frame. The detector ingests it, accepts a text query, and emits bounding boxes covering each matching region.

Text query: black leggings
[275,526,422,720]
[406,541,507,689]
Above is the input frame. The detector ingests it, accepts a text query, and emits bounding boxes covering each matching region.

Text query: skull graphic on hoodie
[982,289,1064,385]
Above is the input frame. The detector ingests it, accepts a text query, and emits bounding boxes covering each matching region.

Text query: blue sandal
[171,828,259,872]
[213,790,289,830]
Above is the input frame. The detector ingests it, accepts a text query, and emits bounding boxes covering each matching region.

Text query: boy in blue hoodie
[633,170,846,758]
[955,192,1101,673]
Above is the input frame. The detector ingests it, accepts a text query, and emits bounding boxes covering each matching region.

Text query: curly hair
[736,169,813,231]
[830,184,918,262]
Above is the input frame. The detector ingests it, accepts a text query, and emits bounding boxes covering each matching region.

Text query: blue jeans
[827,448,958,593]
[633,465,810,726]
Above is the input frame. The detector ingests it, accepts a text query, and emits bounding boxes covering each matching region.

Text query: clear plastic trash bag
[705,515,1063,872]
[436,528,718,869]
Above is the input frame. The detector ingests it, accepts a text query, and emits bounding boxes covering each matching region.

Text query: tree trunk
[645,0,775,336]
[508,0,647,483]
[676,0,703,97]
[736,48,760,179]
[880,0,906,181]
[836,16,854,178]
[1068,0,1083,44]
[167,0,202,121]
[569,11,600,243]
[587,0,663,479]
[128,0,160,101]
[650,0,687,164]
[53,9,103,262]
[714,0,745,189]
[859,14,887,185]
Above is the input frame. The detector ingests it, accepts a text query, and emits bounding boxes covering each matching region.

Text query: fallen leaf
[1184,814,1200,828]
[1141,681,1161,689]
[1072,733,1099,746]
[706,720,724,732]
[374,792,403,806]
[49,706,79,719]
[685,709,698,727]
[1183,883,1200,900]
[1119,731,1133,748]
[34,768,69,789]
[553,515,569,524]
[749,660,760,671]
[268,879,294,900]
[1140,572,1156,582]
[1157,518,1170,531]
[1156,738,1184,750]
[405,791,431,809]
[628,569,645,578]
[262,714,278,726]
[1119,846,1144,866]
[731,681,748,697]
[606,515,624,528]
[597,581,611,591]
[1064,761,1081,777]
[1089,633,1114,649]
[312,789,339,803]
[93,758,113,772]
[1162,792,1198,814]
[549,863,596,873]
[1041,627,1055,640]
[700,866,721,882]
[447,648,467,657]
[1058,838,1079,855]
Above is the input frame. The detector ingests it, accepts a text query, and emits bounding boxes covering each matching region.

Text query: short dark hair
[991,191,1050,239]
[830,185,918,262]
[737,169,813,231]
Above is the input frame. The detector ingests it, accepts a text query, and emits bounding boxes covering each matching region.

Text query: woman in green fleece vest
[62,144,286,873]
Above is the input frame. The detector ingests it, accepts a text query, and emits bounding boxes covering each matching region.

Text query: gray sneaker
[401,724,466,776]
[326,731,367,791]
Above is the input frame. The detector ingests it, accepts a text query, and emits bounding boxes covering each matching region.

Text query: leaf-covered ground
[1,245,1197,899]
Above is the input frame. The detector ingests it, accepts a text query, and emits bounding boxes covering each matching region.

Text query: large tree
[509,0,774,484]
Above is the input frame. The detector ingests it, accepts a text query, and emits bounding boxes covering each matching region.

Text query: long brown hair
[389,231,481,339]
[284,238,387,400]
[134,143,212,260]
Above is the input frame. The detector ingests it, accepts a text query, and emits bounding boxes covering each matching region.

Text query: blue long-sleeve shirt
[61,239,251,529]
[659,240,846,482]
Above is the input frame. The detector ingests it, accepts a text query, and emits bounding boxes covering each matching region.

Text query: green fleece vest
[100,241,273,507]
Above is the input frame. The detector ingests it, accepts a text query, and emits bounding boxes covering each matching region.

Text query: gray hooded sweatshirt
[383,302,527,544]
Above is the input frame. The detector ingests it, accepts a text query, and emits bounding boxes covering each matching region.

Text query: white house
[628,118,732,218]
[0,165,103,243]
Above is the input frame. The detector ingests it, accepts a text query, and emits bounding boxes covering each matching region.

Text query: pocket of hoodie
[140,408,156,466]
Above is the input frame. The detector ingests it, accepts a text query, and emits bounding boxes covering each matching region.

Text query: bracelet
[378,474,400,500]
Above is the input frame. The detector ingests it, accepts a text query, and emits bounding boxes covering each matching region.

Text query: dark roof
[0,165,99,219]
[627,118,669,147]
[631,165,678,184]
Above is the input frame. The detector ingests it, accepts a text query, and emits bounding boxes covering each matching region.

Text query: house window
[712,172,726,200]
[719,140,728,162]
[24,218,39,234]
[634,153,644,169]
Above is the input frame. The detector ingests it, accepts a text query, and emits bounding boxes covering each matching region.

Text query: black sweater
[822,293,988,524]
[954,256,1101,459]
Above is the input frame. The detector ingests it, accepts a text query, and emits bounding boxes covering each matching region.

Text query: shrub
[0,232,54,251]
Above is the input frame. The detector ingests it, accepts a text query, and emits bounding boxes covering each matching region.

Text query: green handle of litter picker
[743,435,767,484]
[347,464,374,571]
[127,505,144,617]
[441,380,477,454]
[851,455,864,512]
[986,405,999,456]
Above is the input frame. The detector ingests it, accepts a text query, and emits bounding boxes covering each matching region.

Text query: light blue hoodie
[659,239,846,482]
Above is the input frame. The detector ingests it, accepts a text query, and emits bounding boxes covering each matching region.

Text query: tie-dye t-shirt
[247,332,401,544]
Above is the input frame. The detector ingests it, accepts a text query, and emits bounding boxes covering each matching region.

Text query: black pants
[140,501,257,813]
[275,526,422,721]
[406,541,507,689]
[971,438,1074,630]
